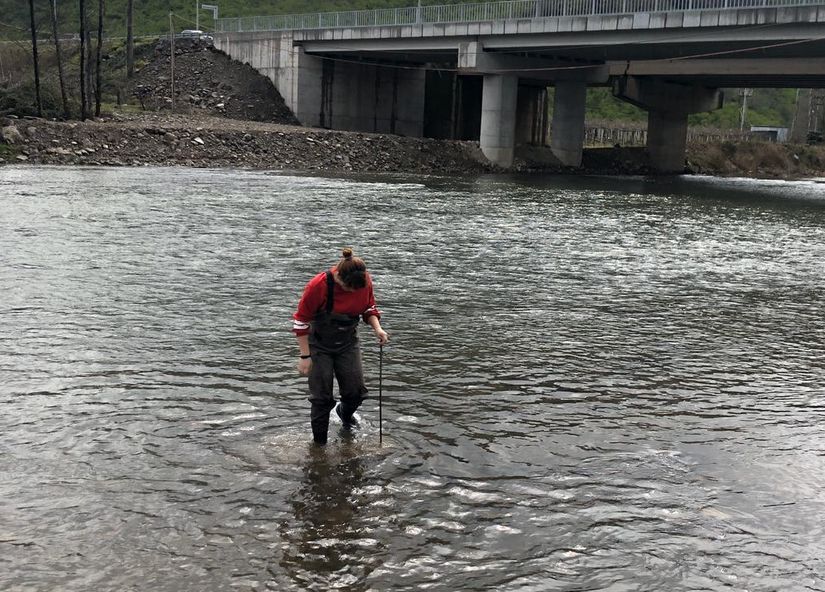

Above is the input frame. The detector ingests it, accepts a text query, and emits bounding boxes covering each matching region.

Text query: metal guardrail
[584,126,758,146]
[216,0,823,32]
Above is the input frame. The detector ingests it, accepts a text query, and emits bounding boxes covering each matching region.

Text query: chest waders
[307,271,369,445]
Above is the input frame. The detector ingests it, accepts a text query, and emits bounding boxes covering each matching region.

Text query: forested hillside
[0,0,802,128]
[4,0,427,38]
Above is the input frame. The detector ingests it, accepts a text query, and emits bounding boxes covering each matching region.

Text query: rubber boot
[310,404,331,445]
[336,402,360,429]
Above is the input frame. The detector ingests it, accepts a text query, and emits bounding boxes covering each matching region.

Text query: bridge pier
[647,111,689,174]
[480,74,519,167]
[550,81,588,167]
[515,86,549,147]
[292,48,324,127]
[614,77,722,174]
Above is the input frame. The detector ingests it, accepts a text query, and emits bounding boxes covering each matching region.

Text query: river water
[1,165,824,591]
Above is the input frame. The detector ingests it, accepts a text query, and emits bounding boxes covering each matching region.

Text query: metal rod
[379,342,383,446]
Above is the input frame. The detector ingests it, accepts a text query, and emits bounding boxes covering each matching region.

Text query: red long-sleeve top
[292,268,381,336]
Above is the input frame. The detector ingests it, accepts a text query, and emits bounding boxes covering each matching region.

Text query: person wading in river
[293,248,389,445]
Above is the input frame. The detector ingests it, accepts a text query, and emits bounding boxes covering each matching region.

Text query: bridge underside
[216,19,825,173]
[300,24,825,88]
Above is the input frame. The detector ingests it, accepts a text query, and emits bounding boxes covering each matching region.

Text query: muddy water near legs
[1,167,824,591]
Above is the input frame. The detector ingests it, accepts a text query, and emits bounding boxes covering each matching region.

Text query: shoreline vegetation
[2,41,825,179]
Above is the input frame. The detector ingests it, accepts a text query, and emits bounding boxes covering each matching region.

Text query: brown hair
[336,247,368,289]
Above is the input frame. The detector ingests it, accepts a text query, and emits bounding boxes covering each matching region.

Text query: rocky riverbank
[0,112,496,174]
[3,112,825,178]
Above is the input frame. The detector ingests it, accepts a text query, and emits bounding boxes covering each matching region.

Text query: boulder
[1,125,24,145]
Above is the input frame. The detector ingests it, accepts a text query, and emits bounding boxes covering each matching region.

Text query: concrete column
[515,86,549,146]
[290,47,324,127]
[613,77,721,174]
[647,110,689,174]
[550,81,587,167]
[480,74,518,167]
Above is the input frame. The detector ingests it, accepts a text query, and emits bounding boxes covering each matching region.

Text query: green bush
[0,143,18,158]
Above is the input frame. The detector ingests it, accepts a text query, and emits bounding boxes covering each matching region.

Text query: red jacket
[292,268,381,336]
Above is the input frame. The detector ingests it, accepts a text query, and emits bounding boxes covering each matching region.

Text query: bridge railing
[216,0,823,32]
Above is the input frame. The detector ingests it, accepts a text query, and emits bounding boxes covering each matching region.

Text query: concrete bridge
[215,0,825,172]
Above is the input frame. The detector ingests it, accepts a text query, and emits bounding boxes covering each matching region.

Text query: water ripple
[1,166,824,591]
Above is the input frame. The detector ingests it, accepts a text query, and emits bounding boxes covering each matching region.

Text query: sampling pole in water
[379,343,383,446]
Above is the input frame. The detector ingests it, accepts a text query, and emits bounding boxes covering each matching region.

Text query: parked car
[179,29,214,44]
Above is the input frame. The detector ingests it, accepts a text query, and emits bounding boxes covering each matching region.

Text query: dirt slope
[128,39,299,125]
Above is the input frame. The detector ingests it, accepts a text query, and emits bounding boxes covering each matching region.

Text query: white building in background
[750,126,789,143]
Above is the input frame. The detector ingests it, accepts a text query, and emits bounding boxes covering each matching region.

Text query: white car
[179,29,214,43]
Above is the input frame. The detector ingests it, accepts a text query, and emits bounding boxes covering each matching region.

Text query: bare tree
[28,0,43,117]
[51,0,71,119]
[79,0,88,119]
[85,5,94,110]
[95,0,104,116]
[126,0,134,78]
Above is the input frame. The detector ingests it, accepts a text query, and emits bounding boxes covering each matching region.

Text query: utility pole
[169,12,175,112]
[739,88,752,132]
[790,88,800,141]
[811,90,824,133]
[195,0,199,30]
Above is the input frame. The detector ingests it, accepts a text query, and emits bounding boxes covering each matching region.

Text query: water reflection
[279,440,371,590]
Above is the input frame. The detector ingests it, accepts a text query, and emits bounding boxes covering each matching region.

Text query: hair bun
[336,249,367,288]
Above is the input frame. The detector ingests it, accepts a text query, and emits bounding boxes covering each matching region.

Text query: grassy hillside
[582,87,800,129]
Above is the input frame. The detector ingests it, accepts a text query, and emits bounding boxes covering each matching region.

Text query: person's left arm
[367,314,388,344]
[362,280,389,344]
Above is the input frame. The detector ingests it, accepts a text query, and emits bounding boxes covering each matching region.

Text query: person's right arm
[296,334,311,375]
[293,274,324,375]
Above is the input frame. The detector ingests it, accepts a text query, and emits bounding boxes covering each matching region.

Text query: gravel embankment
[1,113,496,174]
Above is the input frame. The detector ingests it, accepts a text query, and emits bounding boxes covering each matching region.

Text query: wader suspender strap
[325,271,335,314]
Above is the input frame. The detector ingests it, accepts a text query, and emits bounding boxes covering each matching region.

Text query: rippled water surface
[2,166,825,591]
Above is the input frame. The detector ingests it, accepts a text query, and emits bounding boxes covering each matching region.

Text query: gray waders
[308,271,368,444]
